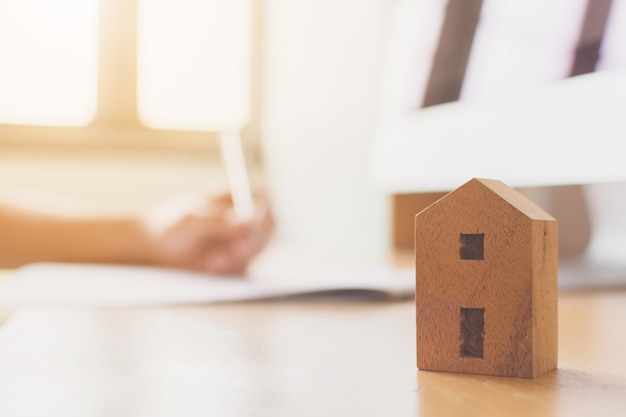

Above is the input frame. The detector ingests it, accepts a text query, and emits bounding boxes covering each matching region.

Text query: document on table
[0,261,414,308]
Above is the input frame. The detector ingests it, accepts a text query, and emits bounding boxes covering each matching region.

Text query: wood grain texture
[415,178,558,378]
[0,291,625,416]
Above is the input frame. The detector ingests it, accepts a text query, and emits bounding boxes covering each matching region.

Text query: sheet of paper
[0,256,414,308]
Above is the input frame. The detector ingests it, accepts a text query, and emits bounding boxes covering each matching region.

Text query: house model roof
[420,178,556,221]
[470,178,556,221]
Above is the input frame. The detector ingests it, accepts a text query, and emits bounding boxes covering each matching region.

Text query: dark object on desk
[415,178,558,378]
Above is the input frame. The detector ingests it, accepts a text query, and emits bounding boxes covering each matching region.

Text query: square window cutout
[460,233,484,260]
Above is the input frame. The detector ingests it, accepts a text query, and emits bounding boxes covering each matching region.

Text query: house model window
[460,307,485,358]
[460,233,484,260]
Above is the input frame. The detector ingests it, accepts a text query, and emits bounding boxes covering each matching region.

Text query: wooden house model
[414,178,558,378]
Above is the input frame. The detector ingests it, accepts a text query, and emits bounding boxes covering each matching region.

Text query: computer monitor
[372,70,626,193]
[372,0,626,289]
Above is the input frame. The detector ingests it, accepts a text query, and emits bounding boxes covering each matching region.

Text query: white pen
[219,130,255,222]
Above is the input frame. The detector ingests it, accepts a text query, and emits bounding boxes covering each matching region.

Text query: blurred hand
[143,192,273,275]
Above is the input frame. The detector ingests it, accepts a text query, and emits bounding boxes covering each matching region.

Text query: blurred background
[0,0,625,266]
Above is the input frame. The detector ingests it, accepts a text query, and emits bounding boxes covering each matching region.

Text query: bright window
[137,0,251,131]
[0,0,98,126]
[461,0,588,101]
[598,0,626,71]
[0,0,253,142]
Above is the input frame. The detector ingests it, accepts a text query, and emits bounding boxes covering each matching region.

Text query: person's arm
[0,202,151,268]
[0,191,273,274]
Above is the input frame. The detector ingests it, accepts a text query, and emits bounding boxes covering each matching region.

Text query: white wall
[263,0,390,257]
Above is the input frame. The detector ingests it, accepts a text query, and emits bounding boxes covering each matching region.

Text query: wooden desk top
[0,291,624,416]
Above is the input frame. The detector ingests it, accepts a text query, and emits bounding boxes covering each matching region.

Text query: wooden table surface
[0,290,624,416]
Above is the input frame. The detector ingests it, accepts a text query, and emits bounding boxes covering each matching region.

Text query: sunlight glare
[0,0,98,126]
[138,0,251,131]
